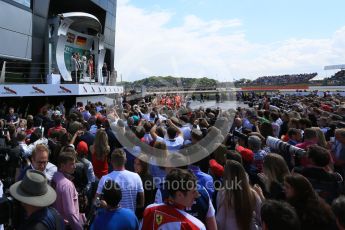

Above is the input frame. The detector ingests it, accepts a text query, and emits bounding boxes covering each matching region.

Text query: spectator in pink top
[296,128,318,150]
[296,128,318,167]
[52,151,85,230]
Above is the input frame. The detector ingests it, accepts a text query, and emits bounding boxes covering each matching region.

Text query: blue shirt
[334,140,345,161]
[18,207,64,230]
[287,139,298,146]
[189,165,214,197]
[242,118,254,130]
[91,208,139,230]
[149,162,166,187]
[82,110,91,121]
[253,149,267,161]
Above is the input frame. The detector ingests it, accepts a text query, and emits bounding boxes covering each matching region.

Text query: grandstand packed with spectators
[235,72,317,87]
[1,92,345,230]
[323,70,345,86]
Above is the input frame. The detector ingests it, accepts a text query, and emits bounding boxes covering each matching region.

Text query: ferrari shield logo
[155,214,163,225]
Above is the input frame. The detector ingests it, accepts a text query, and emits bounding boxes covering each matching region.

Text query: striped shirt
[97,170,144,211]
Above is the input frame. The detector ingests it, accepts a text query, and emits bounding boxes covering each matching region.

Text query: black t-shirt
[295,167,342,183]
[294,166,342,203]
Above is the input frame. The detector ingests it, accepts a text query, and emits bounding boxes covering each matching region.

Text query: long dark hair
[284,174,335,230]
[285,174,317,205]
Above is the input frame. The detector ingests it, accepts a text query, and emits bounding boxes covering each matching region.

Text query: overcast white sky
[115,0,345,82]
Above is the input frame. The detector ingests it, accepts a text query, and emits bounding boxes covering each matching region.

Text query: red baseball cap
[235,145,254,163]
[77,141,88,155]
[209,159,224,178]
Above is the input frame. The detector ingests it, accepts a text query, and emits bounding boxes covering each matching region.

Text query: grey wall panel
[106,36,115,47]
[104,27,115,46]
[106,12,116,31]
[107,0,114,12]
[111,15,116,30]
[99,0,107,10]
[33,0,50,18]
[32,15,47,37]
[104,27,111,45]
[0,1,32,35]
[109,29,115,46]
[0,28,31,60]
[26,36,32,59]
[105,12,112,28]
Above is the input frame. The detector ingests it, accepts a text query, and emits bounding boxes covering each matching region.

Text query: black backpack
[73,158,89,191]
[73,158,89,213]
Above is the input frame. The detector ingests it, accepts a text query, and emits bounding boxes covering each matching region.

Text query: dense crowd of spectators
[235,73,317,87]
[323,70,345,86]
[1,92,345,229]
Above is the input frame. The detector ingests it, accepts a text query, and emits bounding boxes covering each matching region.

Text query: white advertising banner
[78,84,123,95]
[0,84,123,97]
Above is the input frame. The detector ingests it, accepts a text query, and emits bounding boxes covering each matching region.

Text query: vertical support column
[0,61,6,84]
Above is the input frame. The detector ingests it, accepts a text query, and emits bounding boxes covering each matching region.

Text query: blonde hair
[223,160,255,230]
[335,128,345,138]
[288,111,301,119]
[93,129,110,160]
[311,127,328,149]
[263,153,290,192]
[18,119,27,128]
[32,144,49,159]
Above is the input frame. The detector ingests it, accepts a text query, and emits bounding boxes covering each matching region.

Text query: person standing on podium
[102,63,109,86]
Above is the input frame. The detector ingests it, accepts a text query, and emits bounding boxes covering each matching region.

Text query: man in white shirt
[19,128,49,158]
[150,119,184,152]
[17,131,31,159]
[179,115,192,142]
[96,149,144,212]
[17,144,57,183]
[143,122,154,145]
[139,106,150,121]
[270,112,281,138]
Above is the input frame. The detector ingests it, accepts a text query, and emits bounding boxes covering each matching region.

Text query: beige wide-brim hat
[9,170,56,207]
